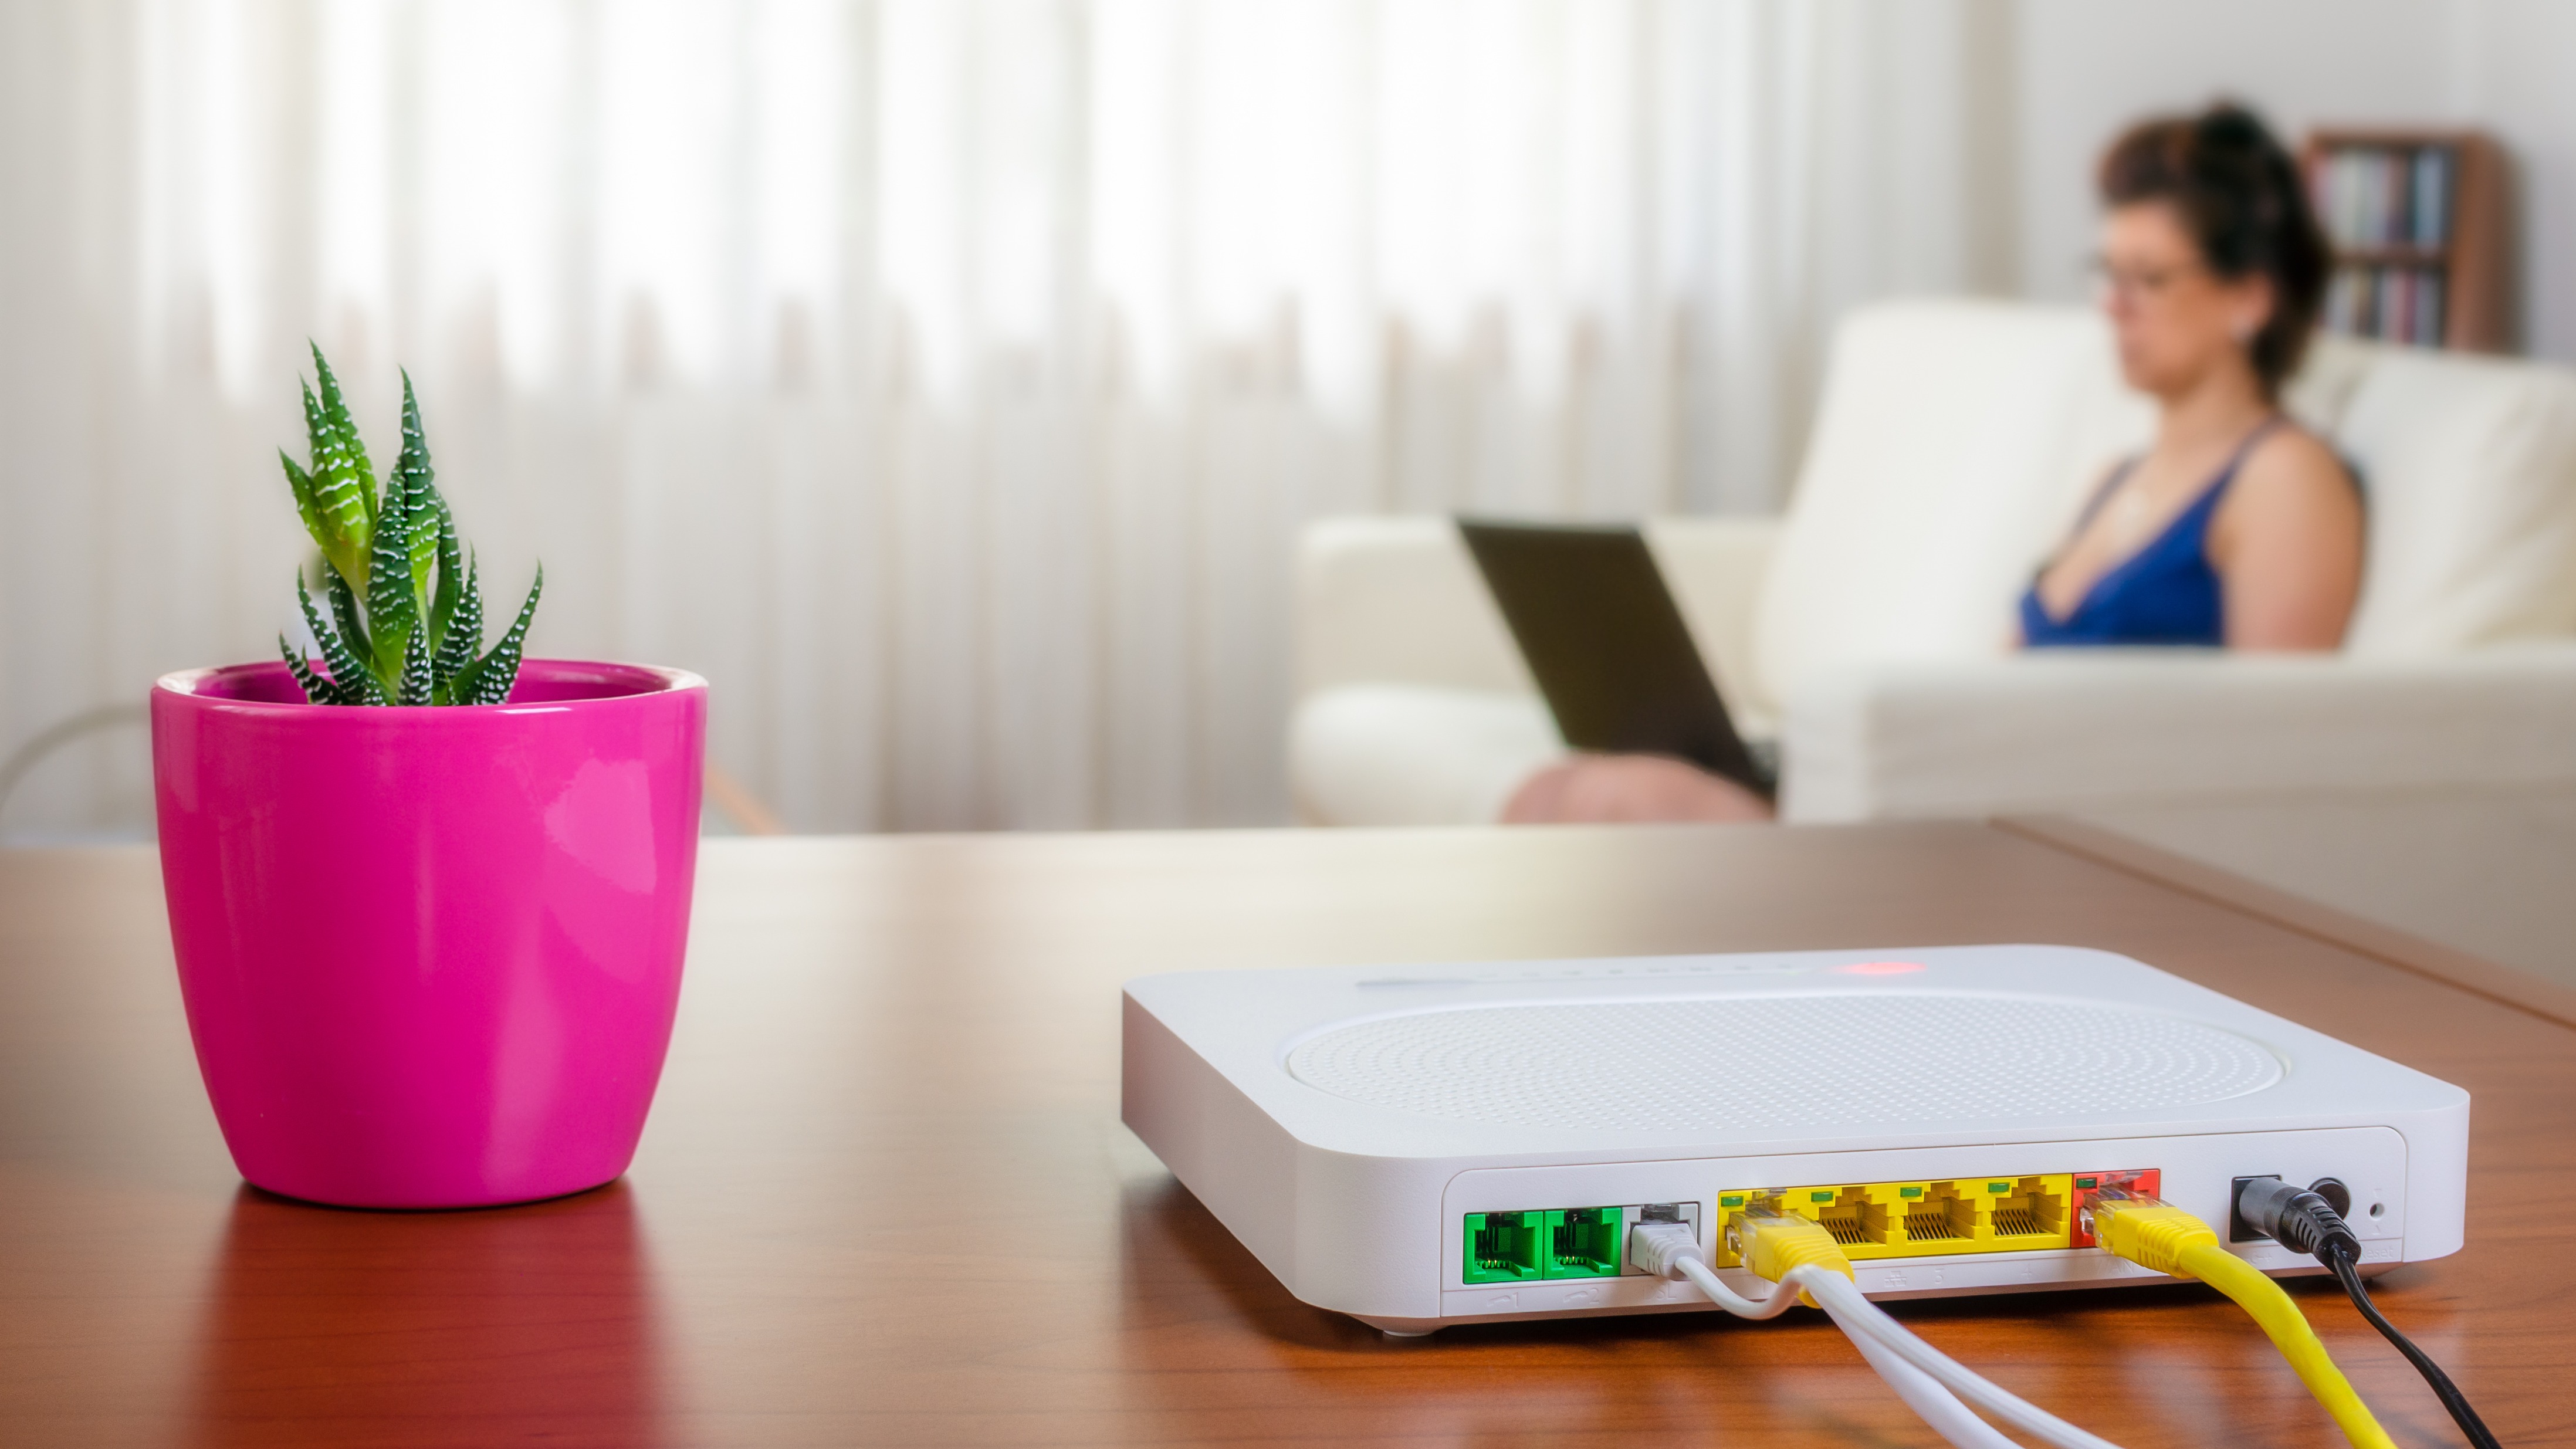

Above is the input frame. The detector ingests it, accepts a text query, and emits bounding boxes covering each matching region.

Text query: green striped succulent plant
[276,347,541,706]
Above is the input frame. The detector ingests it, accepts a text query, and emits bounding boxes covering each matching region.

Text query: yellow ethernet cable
[2090,1193,2398,1449]
[1730,1203,1856,1307]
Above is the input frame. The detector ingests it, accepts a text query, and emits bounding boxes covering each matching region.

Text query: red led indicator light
[1837,960,1927,976]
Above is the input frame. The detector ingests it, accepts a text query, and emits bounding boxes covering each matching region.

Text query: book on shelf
[2316,144,2453,250]
[2324,264,2445,347]
[2411,149,2449,249]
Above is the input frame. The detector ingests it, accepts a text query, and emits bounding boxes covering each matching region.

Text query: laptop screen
[1457,517,1769,796]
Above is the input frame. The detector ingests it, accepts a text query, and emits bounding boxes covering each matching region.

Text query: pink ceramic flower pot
[151,659,706,1208]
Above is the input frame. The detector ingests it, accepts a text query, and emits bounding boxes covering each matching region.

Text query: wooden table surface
[2,822,2571,1448]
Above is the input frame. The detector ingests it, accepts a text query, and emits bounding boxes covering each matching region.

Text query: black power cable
[2323,1243,2501,1449]
[2236,1177,2503,1449]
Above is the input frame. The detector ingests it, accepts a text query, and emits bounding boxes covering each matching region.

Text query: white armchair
[1291,299,2576,828]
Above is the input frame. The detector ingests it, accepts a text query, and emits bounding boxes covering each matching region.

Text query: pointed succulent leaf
[299,365,374,590]
[428,490,462,654]
[297,571,384,705]
[453,564,541,706]
[365,470,417,681]
[394,372,441,617]
[277,635,344,705]
[433,553,483,689]
[397,621,435,705]
[307,344,377,527]
[323,568,375,681]
[280,452,327,551]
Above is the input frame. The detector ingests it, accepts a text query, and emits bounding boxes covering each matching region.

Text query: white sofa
[1291,299,2576,828]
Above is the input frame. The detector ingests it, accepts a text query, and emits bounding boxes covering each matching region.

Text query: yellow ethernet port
[1714,1175,2074,1266]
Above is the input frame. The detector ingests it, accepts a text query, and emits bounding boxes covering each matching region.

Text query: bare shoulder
[2210,421,2363,647]
[2228,424,2358,520]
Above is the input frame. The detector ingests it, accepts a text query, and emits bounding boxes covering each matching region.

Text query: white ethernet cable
[1800,1270,2127,1449]
[1842,1314,2028,1449]
[1654,1251,2021,1449]
[1633,1220,2127,1449]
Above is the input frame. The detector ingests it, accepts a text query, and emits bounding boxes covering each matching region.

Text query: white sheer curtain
[0,0,2012,835]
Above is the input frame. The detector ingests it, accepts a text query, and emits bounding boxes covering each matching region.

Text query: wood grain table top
[2,821,2570,1447]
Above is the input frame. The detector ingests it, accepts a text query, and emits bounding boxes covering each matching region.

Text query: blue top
[2020,420,2283,648]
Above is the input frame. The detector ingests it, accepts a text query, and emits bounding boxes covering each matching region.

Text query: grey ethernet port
[1620,1202,1701,1275]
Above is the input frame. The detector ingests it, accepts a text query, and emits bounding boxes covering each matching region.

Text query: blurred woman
[1505,102,2360,825]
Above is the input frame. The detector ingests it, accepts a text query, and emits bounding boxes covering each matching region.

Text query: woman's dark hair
[2099,103,2331,395]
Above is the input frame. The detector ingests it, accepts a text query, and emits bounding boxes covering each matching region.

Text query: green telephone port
[1546,1207,1622,1278]
[1463,1211,1547,1284]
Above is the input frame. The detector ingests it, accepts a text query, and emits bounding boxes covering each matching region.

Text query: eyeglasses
[2087,255,2209,304]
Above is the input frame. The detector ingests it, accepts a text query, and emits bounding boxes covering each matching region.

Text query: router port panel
[1714,1174,2080,1266]
[1434,1130,2413,1318]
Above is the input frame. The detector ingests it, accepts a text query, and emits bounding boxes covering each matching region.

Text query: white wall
[2456,0,2576,364]
[2013,0,2576,364]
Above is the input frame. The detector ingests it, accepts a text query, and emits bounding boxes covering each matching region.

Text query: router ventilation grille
[1284,993,2282,1133]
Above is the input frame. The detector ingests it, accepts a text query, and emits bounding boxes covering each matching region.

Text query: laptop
[1457,517,1772,798]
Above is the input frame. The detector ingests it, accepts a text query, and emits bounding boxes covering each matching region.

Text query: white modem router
[1121,944,2468,1336]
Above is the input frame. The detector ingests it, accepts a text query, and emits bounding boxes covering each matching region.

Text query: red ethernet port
[2069,1169,2161,1248]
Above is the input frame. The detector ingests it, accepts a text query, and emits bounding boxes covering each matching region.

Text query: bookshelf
[2301,128,2509,353]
